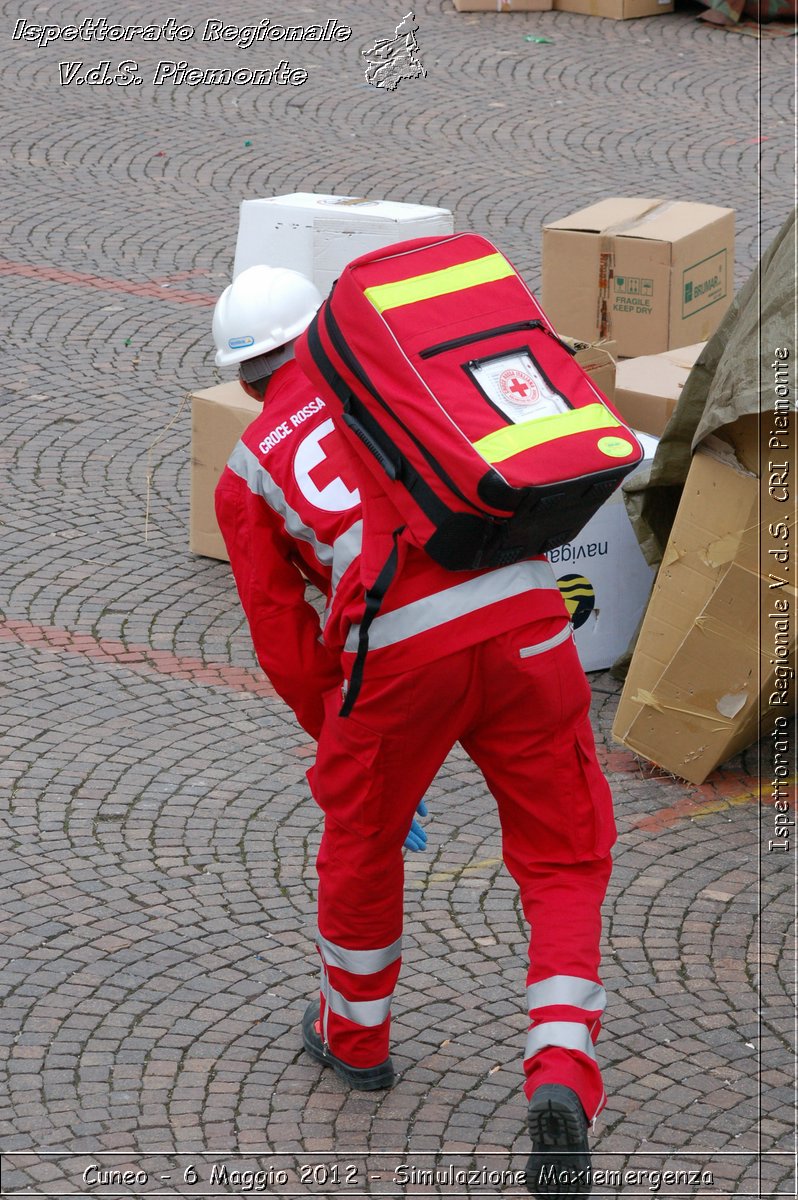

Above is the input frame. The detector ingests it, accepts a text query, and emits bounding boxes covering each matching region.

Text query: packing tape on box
[596,201,679,338]
[632,688,736,726]
[597,252,613,340]
[599,199,679,240]
[694,614,761,659]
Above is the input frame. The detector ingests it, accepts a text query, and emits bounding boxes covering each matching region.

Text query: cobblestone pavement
[0,0,794,1196]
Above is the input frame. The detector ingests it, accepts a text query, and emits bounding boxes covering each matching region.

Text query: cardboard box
[191,381,261,561]
[613,415,796,784]
[549,432,658,672]
[542,198,735,357]
[234,193,453,295]
[554,0,672,17]
[614,342,706,437]
[563,338,617,403]
[453,0,552,10]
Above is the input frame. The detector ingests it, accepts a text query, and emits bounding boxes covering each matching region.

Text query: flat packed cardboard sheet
[613,420,796,783]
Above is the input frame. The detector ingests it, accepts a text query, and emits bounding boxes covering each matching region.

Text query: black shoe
[525,1084,592,1198]
[301,1002,395,1091]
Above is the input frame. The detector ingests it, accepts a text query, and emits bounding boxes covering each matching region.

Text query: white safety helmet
[212,265,323,367]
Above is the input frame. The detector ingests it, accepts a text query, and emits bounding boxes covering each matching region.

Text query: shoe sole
[525,1087,591,1198]
[301,1015,395,1091]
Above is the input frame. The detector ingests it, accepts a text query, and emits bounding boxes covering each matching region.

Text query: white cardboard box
[233,193,454,295]
[547,432,658,672]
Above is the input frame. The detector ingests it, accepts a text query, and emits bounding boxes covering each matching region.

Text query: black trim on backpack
[323,305,503,517]
[305,309,352,410]
[474,463,633,557]
[339,528,403,718]
[306,309,454,531]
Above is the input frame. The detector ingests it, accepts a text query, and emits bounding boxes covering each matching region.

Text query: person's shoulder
[268,358,316,404]
[239,362,331,464]
[267,361,333,432]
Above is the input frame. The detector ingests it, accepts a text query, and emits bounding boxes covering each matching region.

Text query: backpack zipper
[420,321,578,360]
[419,320,544,359]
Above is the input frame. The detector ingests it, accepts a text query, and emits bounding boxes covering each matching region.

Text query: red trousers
[308,618,615,1121]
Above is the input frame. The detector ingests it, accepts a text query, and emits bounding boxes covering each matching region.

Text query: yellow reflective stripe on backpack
[473,404,622,465]
[364,253,515,313]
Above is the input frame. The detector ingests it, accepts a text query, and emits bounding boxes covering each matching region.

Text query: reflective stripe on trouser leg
[320,977,392,1029]
[316,931,403,1064]
[524,1021,598,1063]
[316,930,402,975]
[526,975,606,1014]
[523,1019,606,1125]
[524,973,608,1124]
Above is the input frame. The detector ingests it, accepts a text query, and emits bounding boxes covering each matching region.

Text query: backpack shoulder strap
[339,527,403,718]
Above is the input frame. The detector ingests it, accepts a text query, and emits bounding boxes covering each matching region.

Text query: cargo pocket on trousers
[571,716,617,859]
[310,711,384,838]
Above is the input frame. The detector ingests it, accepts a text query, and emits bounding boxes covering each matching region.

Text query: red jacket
[215,360,569,738]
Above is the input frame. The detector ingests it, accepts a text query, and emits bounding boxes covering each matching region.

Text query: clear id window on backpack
[468,351,570,424]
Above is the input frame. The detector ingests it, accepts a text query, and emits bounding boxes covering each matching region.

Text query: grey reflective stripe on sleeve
[321,521,364,632]
[316,930,402,975]
[227,440,334,568]
[524,1021,597,1063]
[332,521,363,593]
[526,976,606,1013]
[518,623,573,659]
[344,559,559,653]
[321,979,392,1028]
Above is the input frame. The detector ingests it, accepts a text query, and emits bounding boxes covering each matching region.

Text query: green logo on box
[615,277,654,296]
[612,275,655,315]
[682,250,726,319]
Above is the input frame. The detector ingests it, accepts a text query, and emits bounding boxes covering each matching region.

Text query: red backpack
[295,233,643,710]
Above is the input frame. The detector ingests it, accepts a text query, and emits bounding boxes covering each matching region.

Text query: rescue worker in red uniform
[212,265,616,1199]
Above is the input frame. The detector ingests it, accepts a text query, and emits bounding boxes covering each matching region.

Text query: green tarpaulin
[613,207,796,677]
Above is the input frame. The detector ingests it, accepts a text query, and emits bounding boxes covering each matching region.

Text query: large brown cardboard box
[554,0,672,16]
[614,342,706,437]
[612,415,796,784]
[542,198,734,358]
[453,0,552,10]
[191,381,261,561]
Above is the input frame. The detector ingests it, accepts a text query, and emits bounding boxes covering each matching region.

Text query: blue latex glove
[403,800,429,852]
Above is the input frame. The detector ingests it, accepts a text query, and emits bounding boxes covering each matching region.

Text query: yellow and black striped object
[558,574,596,629]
